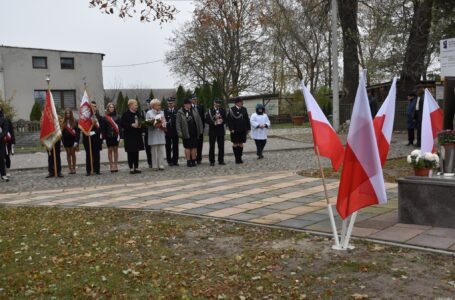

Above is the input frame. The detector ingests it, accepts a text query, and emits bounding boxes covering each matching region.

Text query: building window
[60,57,74,69]
[34,90,77,110]
[32,56,47,69]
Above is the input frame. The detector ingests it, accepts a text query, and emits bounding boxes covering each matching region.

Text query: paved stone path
[1,171,454,253]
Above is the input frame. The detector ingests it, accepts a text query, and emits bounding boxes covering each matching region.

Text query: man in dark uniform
[414,87,425,147]
[227,97,250,164]
[205,98,226,166]
[164,96,179,166]
[191,94,204,164]
[0,106,10,181]
[82,101,103,175]
[142,99,153,168]
[46,139,63,178]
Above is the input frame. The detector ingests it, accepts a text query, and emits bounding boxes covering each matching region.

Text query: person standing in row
[406,92,417,146]
[142,98,153,168]
[414,87,425,147]
[3,110,14,177]
[61,108,80,174]
[176,98,203,167]
[146,99,166,171]
[227,98,250,164]
[103,102,121,172]
[0,106,9,181]
[121,99,144,174]
[164,97,179,166]
[205,98,226,166]
[191,94,205,164]
[82,101,103,176]
[250,104,270,159]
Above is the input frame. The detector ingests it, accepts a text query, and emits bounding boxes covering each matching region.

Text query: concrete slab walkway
[1,170,454,253]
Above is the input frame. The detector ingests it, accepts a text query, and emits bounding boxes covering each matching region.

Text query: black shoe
[219,162,226,165]
[1,176,9,182]
[46,174,54,178]
[191,160,197,167]
[187,160,192,167]
[210,162,215,166]
[197,160,202,165]
[173,162,179,166]
[416,143,421,147]
[129,171,135,174]
[86,173,91,176]
[57,173,64,178]
[134,170,141,174]
[168,162,173,166]
[406,143,413,146]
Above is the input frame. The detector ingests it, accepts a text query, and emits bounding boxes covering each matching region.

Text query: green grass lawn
[0,207,453,298]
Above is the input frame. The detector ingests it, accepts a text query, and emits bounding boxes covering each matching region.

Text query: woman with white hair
[146,99,166,170]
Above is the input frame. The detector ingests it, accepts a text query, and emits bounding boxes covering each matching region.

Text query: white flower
[411,149,421,157]
[434,154,440,163]
[424,152,435,161]
[415,156,420,163]
[407,155,412,163]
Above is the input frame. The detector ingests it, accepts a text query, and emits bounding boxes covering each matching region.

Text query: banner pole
[315,146,340,248]
[52,144,58,177]
[342,211,358,249]
[340,218,348,245]
[88,134,94,175]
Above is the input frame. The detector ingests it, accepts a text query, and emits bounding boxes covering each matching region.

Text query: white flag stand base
[331,211,358,251]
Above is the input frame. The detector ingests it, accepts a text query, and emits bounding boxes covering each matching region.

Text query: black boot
[191,159,197,167]
[239,147,244,163]
[233,147,240,164]
[187,160,192,167]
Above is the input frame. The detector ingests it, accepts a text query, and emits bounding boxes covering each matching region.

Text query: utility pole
[331,0,340,131]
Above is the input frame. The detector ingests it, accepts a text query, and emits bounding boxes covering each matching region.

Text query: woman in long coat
[121,99,144,174]
[176,99,203,167]
[146,99,167,170]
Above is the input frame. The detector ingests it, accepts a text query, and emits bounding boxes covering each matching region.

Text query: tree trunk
[397,0,434,101]
[338,0,360,104]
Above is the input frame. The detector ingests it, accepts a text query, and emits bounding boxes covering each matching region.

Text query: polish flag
[421,89,443,153]
[336,71,387,219]
[301,81,344,171]
[39,89,62,150]
[373,77,397,166]
[78,90,94,136]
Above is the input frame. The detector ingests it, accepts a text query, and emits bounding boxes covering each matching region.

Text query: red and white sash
[105,114,119,135]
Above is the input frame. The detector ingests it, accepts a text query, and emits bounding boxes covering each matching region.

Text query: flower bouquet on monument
[406,150,439,176]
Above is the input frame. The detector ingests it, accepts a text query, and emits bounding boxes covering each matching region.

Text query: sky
[0,0,195,89]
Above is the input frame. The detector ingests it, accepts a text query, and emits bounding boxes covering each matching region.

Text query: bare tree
[166,0,265,101]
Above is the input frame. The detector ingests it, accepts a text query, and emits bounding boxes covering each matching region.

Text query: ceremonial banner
[78,90,94,135]
[373,77,397,166]
[421,89,443,153]
[336,71,387,219]
[39,90,61,150]
[301,81,344,171]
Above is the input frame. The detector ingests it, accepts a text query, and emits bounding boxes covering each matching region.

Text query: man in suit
[205,98,226,166]
[0,106,10,181]
[82,101,103,175]
[164,97,179,166]
[414,87,425,147]
[191,94,204,164]
[141,99,153,168]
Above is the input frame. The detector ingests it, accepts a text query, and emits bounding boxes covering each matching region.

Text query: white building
[0,45,105,120]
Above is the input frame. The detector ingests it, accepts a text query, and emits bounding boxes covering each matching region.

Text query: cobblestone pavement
[1,171,454,252]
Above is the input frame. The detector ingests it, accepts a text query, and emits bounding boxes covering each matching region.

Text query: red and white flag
[336,71,387,219]
[421,89,443,153]
[373,77,397,166]
[301,81,344,171]
[39,90,62,150]
[78,90,94,135]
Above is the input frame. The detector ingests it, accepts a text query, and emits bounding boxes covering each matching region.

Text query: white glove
[89,131,95,136]
[11,144,14,155]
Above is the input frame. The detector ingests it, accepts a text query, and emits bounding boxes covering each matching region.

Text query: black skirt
[183,137,198,149]
[106,137,119,147]
[230,131,247,143]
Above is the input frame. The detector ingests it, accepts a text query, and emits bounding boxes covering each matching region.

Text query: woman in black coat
[121,99,144,174]
[103,102,121,172]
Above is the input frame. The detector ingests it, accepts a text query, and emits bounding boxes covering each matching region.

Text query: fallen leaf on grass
[351,293,368,299]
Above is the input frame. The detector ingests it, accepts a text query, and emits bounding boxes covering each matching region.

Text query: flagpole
[315,145,340,248]
[342,211,357,249]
